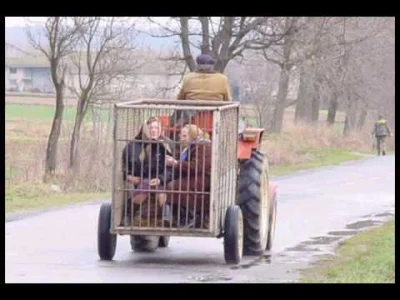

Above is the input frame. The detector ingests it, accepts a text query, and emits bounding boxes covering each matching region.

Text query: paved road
[5,155,395,283]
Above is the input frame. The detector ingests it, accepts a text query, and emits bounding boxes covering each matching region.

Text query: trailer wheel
[158,236,170,247]
[97,202,117,260]
[238,150,270,256]
[130,235,159,252]
[224,205,244,265]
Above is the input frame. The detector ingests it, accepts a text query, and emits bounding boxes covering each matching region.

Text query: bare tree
[226,51,280,130]
[146,17,289,74]
[25,17,82,178]
[344,17,395,132]
[344,19,391,134]
[66,17,140,170]
[258,17,302,133]
[291,17,340,124]
[311,17,392,132]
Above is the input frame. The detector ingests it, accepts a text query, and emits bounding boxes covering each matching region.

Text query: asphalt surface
[5,155,395,283]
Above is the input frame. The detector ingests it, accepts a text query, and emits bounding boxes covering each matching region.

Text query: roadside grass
[5,182,110,213]
[5,147,365,212]
[270,147,366,176]
[301,219,395,283]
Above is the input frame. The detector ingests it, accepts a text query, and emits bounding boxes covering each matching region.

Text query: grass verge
[301,219,395,283]
[5,182,110,213]
[270,148,367,176]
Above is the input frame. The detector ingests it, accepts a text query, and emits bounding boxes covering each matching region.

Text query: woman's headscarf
[137,116,172,161]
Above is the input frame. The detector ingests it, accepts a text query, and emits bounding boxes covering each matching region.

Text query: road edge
[5,198,109,223]
[270,153,379,181]
[6,154,390,223]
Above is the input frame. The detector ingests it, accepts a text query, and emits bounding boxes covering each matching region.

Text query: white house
[5,56,54,93]
[5,45,185,99]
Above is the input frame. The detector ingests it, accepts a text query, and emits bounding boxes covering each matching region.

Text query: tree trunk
[214,59,229,73]
[327,92,338,125]
[311,81,321,122]
[44,88,64,177]
[270,18,293,134]
[343,94,358,136]
[91,105,102,146]
[294,66,309,123]
[179,17,196,72]
[270,67,290,133]
[356,104,368,130]
[199,17,211,55]
[69,101,85,171]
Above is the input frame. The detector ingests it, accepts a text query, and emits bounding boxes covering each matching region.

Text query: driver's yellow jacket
[176,71,232,101]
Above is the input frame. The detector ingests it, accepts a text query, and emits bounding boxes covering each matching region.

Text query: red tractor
[159,108,278,256]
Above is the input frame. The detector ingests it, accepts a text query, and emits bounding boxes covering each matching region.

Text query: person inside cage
[121,116,174,226]
[165,124,212,228]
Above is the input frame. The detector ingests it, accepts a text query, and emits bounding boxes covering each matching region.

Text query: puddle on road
[300,236,342,245]
[230,254,272,270]
[346,219,381,229]
[191,213,395,283]
[327,230,360,236]
[286,244,322,252]
[189,273,232,282]
[375,212,394,217]
[133,257,220,266]
[361,214,372,218]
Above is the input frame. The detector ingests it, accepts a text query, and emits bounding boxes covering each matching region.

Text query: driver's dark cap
[196,54,215,65]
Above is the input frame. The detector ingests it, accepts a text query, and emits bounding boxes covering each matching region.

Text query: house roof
[5,49,186,76]
[6,56,50,68]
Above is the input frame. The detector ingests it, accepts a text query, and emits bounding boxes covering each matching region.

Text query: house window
[9,67,17,74]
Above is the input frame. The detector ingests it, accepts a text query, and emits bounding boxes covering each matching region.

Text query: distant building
[5,56,54,93]
[5,43,185,99]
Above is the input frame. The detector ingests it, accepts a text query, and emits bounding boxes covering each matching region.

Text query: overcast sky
[5,16,214,33]
[5,17,174,31]
[5,17,45,27]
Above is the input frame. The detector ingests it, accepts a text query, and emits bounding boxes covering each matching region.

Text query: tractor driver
[170,54,233,128]
[176,54,232,102]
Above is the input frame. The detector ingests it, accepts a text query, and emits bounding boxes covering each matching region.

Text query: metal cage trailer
[97,99,277,265]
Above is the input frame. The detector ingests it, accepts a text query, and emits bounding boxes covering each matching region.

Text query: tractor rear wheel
[238,150,270,256]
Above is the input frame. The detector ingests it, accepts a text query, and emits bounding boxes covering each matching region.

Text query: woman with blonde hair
[165,124,212,228]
